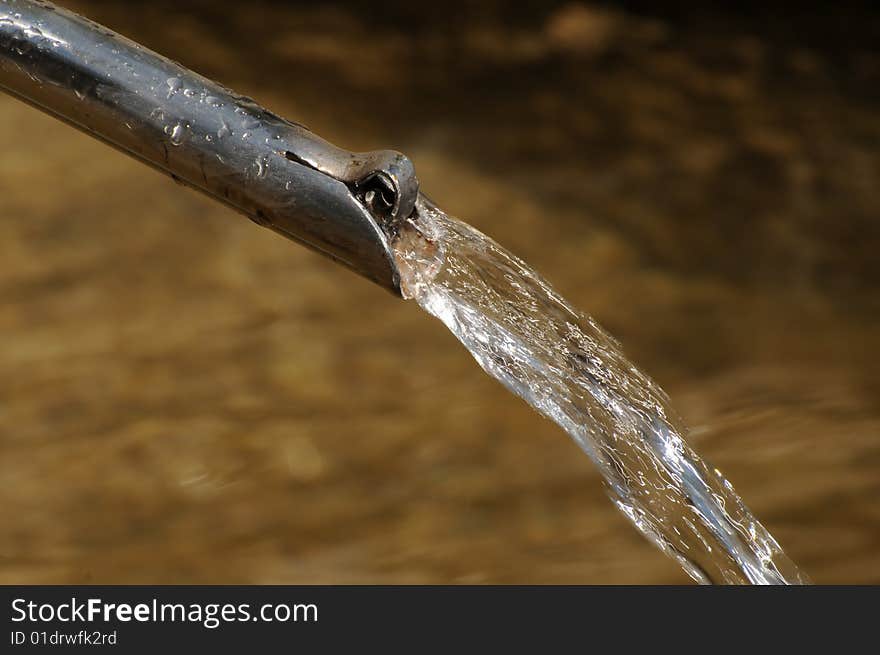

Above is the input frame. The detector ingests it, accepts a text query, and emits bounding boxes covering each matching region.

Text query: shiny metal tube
[0,0,419,294]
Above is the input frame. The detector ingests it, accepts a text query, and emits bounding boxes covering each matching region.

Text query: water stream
[391,196,809,585]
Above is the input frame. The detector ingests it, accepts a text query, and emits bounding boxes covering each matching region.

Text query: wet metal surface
[0,0,414,292]
[0,1,878,583]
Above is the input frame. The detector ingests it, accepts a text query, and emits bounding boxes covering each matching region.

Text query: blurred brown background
[1,1,878,583]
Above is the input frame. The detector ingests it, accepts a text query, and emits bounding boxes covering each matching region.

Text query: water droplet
[165,123,184,146]
[255,156,268,178]
[183,88,195,98]
[166,77,181,98]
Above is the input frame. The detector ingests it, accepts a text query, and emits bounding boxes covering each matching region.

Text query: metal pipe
[0,0,418,294]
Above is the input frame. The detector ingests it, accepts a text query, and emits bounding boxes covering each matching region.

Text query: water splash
[391,196,808,585]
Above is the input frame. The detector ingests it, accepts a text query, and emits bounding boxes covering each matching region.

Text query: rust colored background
[1,1,878,583]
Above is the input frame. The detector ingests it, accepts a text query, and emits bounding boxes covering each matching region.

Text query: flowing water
[391,197,809,585]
